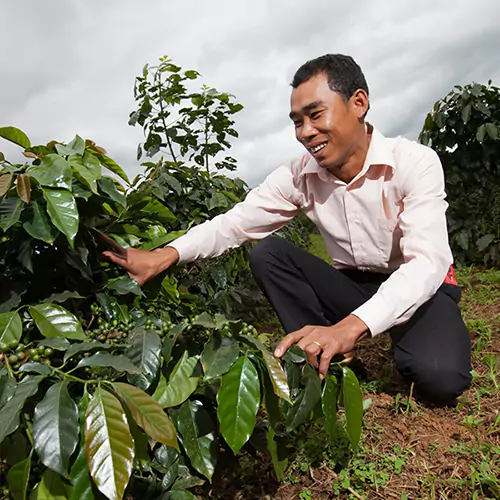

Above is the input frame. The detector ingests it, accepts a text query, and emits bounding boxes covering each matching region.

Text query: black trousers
[249,236,472,405]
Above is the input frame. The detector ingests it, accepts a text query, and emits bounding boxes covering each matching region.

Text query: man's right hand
[103,246,180,286]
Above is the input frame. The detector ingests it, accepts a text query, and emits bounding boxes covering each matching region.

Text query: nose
[297,118,316,144]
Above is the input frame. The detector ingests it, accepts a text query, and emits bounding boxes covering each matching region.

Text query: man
[105,54,472,406]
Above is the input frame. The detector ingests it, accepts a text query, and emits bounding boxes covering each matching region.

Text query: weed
[298,489,312,500]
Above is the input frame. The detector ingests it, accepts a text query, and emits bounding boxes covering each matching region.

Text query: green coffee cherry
[44,348,54,357]
[8,354,18,364]
[32,354,41,362]
[8,340,19,350]
[15,343,25,353]
[37,346,46,355]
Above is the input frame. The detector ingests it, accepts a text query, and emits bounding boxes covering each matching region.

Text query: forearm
[169,166,301,264]
[152,246,180,273]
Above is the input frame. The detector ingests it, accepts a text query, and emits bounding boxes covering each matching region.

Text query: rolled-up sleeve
[351,148,453,336]
[168,165,301,263]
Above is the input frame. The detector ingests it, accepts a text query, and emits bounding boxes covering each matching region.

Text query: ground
[214,235,500,500]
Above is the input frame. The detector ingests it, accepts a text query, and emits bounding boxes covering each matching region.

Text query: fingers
[274,327,309,357]
[274,332,299,357]
[299,339,322,368]
[102,250,128,266]
[318,348,336,380]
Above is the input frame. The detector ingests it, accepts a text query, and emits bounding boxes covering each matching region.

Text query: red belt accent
[444,265,458,285]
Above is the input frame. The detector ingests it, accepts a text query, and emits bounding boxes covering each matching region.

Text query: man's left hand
[273,315,369,380]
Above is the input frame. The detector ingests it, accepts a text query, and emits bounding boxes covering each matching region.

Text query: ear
[350,89,369,119]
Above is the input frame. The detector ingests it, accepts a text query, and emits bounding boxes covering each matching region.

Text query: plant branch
[156,72,178,164]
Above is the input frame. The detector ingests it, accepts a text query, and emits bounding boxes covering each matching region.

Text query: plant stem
[4,356,15,378]
[53,367,99,385]
[157,72,178,164]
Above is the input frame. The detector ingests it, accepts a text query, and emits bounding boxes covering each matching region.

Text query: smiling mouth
[309,142,327,154]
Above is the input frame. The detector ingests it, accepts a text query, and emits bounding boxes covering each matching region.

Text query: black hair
[291,54,369,107]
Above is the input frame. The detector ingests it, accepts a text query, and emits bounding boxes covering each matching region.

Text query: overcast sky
[1,0,499,186]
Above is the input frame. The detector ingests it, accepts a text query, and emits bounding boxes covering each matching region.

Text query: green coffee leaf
[125,328,161,390]
[240,335,290,403]
[32,469,67,499]
[106,276,143,296]
[38,338,71,351]
[0,375,44,443]
[7,452,31,500]
[33,381,79,475]
[77,352,142,374]
[267,427,288,481]
[29,303,86,340]
[56,135,85,157]
[321,375,338,440]
[69,155,99,194]
[159,491,196,500]
[98,177,126,208]
[217,356,260,454]
[286,364,321,432]
[84,386,134,500]
[43,291,85,304]
[194,312,215,328]
[0,127,31,149]
[111,382,178,450]
[96,153,130,184]
[19,363,52,376]
[42,188,79,247]
[67,444,93,500]
[153,352,200,408]
[28,154,72,190]
[201,333,239,380]
[140,229,186,251]
[0,375,17,409]
[68,393,93,500]
[63,341,112,363]
[161,322,187,365]
[0,311,22,352]
[178,399,217,480]
[23,202,57,244]
[0,197,23,231]
[342,366,363,449]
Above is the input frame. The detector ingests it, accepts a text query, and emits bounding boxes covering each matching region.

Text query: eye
[293,120,303,128]
[310,111,322,120]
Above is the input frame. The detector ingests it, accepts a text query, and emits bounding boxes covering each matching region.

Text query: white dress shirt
[169,125,453,336]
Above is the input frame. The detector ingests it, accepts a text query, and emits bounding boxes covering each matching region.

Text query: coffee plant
[127,56,312,321]
[419,81,500,266]
[0,127,362,499]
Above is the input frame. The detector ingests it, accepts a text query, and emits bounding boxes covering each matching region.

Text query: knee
[249,236,285,274]
[395,354,472,405]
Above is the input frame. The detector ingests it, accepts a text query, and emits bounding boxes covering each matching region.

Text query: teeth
[311,143,326,153]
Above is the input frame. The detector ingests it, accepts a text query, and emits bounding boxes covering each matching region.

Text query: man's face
[289,72,366,171]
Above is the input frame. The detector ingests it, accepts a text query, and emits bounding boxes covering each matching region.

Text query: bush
[419,81,500,266]
[0,126,362,499]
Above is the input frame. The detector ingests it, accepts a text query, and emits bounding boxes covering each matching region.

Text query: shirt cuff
[351,295,396,337]
[167,235,197,265]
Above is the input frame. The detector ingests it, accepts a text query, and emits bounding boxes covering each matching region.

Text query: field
[216,234,500,500]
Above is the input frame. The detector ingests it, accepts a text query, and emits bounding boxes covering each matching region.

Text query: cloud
[1,0,499,186]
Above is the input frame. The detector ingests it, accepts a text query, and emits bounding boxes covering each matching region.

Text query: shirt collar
[298,123,395,182]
